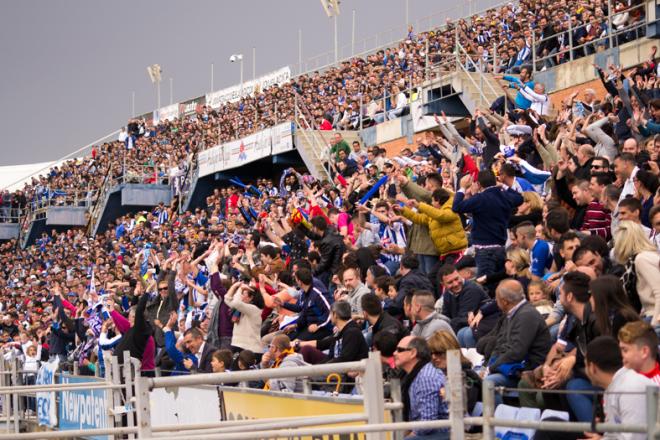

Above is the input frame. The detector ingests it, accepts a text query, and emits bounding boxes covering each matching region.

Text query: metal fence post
[568,19,574,62]
[531,32,537,73]
[492,41,497,74]
[10,361,18,434]
[454,26,460,71]
[425,38,430,82]
[123,352,136,439]
[363,351,385,440]
[359,94,364,131]
[607,0,614,49]
[134,376,152,439]
[389,377,405,440]
[294,94,298,122]
[646,386,659,439]
[103,357,115,432]
[482,380,495,440]
[479,58,484,107]
[111,356,123,427]
[447,350,465,440]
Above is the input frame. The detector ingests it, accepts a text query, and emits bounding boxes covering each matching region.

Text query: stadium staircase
[86,171,173,237]
[293,96,362,181]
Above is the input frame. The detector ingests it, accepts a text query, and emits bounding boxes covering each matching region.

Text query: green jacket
[330,140,351,161]
[400,180,438,256]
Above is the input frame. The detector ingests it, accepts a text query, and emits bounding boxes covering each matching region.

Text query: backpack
[621,254,642,313]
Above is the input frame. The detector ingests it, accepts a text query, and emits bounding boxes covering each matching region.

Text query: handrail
[2,129,120,192]
[293,106,333,181]
[455,42,501,107]
[292,0,510,78]
[531,2,647,72]
[87,170,115,236]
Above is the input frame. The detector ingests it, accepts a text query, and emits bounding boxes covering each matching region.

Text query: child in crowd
[528,280,554,318]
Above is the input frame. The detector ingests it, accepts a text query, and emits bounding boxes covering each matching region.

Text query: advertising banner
[178,95,206,116]
[197,144,225,178]
[270,122,295,155]
[58,375,110,440]
[36,358,59,427]
[149,385,369,440]
[205,67,291,109]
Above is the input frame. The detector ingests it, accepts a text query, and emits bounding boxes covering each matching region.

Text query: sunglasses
[395,346,413,353]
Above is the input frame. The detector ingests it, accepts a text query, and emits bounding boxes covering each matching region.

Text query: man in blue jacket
[279,268,333,341]
[491,67,534,114]
[452,170,523,293]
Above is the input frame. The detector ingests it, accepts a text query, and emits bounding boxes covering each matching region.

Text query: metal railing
[27,188,97,212]
[529,2,647,73]
[293,95,334,182]
[87,170,115,236]
[2,130,120,193]
[2,350,660,439]
[292,0,509,77]
[455,41,503,108]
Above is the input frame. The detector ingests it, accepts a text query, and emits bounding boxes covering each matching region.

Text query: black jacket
[393,269,434,317]
[115,293,154,364]
[146,269,178,346]
[317,320,368,364]
[372,311,409,345]
[311,227,345,280]
[442,281,489,332]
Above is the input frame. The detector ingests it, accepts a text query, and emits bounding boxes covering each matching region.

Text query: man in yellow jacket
[396,188,468,263]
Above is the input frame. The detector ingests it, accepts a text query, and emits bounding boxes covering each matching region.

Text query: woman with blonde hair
[614,220,660,328]
[428,330,471,371]
[476,247,531,290]
[510,191,544,227]
[428,330,481,414]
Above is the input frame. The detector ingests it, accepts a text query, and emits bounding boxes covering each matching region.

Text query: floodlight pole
[334,14,338,64]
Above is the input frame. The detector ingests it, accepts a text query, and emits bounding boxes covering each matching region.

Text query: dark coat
[442,281,489,332]
[317,320,369,363]
[486,301,551,373]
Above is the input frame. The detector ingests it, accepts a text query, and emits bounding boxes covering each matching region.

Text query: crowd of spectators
[2,0,648,225]
[0,1,658,439]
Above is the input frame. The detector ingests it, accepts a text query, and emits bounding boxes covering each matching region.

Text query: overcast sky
[0,0,496,166]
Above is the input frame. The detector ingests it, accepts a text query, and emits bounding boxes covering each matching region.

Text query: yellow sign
[219,387,389,440]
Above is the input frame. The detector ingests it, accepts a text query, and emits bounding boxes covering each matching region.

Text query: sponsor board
[36,359,59,427]
[58,375,110,440]
[205,67,291,108]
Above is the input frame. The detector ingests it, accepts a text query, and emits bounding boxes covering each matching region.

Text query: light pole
[320,0,340,64]
[146,64,162,109]
[229,54,244,97]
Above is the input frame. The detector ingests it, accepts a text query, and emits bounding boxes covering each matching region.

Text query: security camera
[229,54,243,63]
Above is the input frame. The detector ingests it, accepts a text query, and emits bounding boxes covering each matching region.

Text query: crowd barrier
[0,350,658,439]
